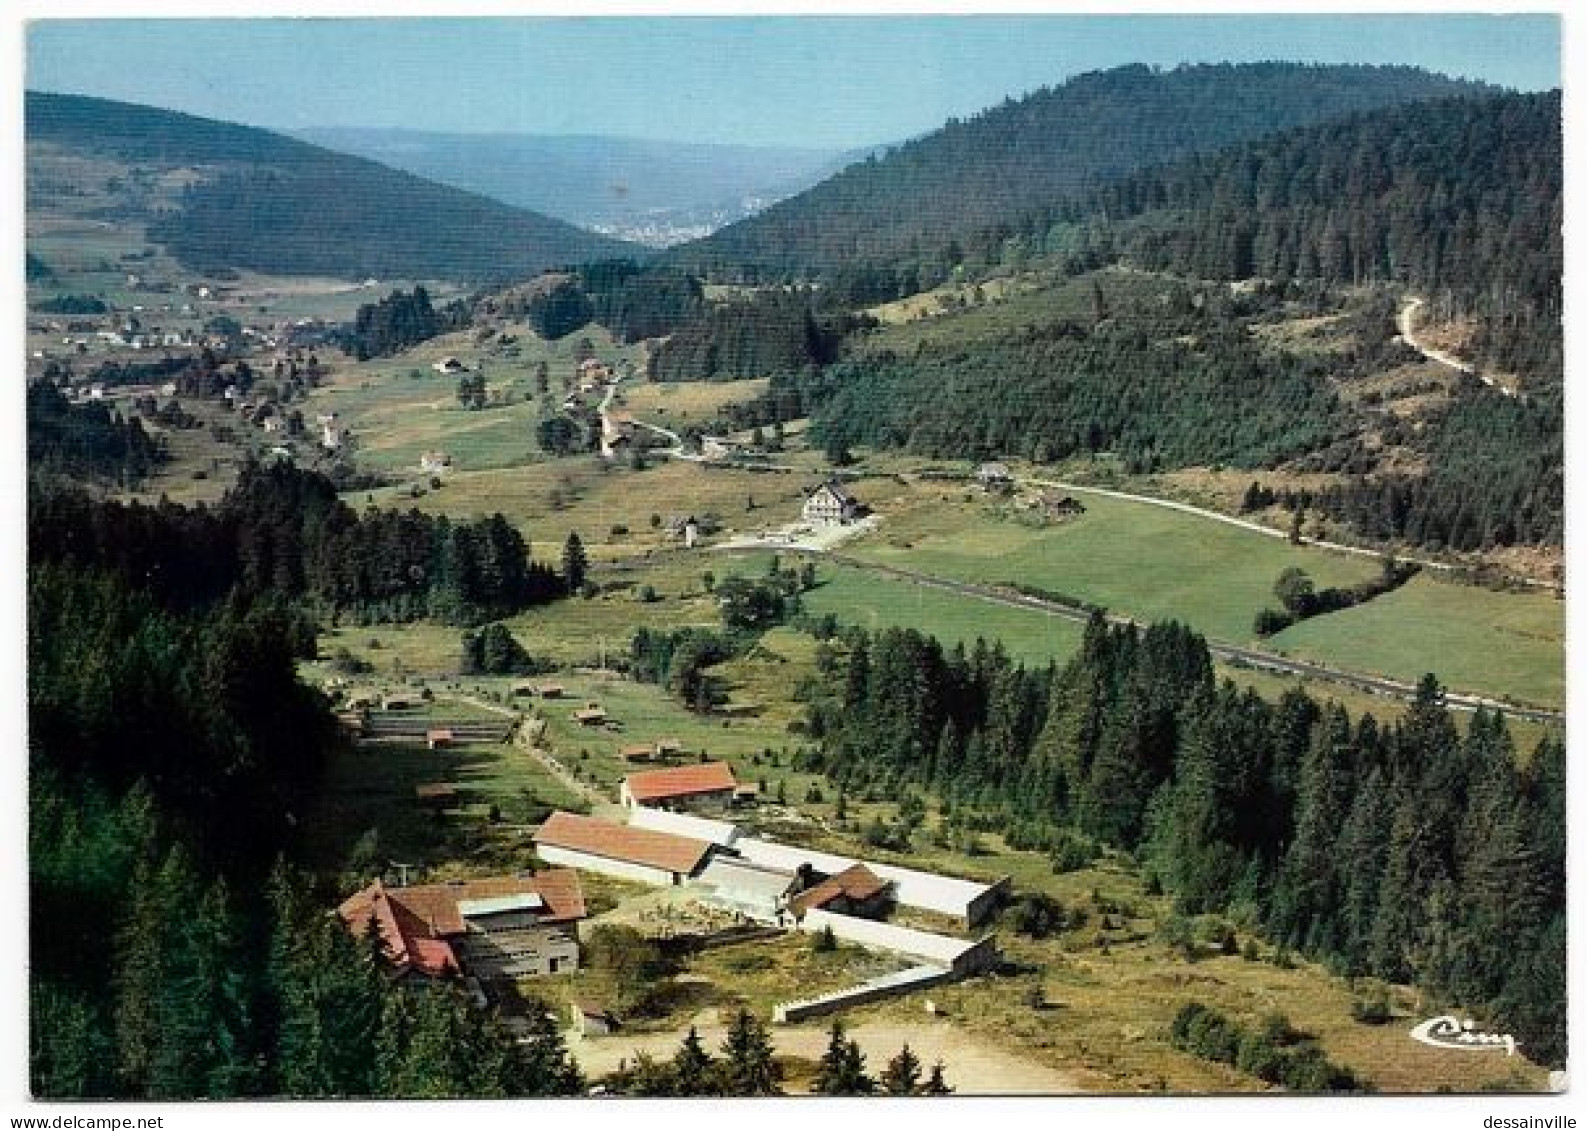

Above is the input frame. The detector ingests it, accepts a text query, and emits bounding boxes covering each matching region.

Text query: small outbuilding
[571,1002,619,1038]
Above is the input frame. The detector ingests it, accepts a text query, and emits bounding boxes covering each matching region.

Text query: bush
[1349,983,1393,1026]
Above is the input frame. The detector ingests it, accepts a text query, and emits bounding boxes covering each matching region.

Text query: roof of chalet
[533,811,713,876]
[336,869,587,975]
[807,479,856,504]
[623,761,738,803]
[791,863,891,916]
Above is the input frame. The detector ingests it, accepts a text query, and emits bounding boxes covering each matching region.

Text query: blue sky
[26,14,1561,150]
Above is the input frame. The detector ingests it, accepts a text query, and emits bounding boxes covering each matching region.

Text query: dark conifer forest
[666,63,1494,282]
[804,619,1565,1066]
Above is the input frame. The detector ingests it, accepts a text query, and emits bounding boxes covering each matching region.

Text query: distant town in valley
[23,14,1565,1105]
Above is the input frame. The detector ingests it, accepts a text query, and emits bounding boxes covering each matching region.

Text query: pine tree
[880,1043,923,1095]
[921,1060,953,1095]
[670,1025,714,1096]
[717,1009,780,1096]
[561,531,588,595]
[813,1021,875,1095]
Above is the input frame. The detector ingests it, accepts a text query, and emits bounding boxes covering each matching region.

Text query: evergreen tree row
[27,381,165,488]
[805,617,1565,1066]
[29,462,563,625]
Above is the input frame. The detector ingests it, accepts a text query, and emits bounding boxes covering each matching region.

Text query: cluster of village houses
[337,753,1005,1030]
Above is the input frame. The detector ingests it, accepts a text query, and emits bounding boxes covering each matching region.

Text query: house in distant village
[432,356,469,374]
[336,870,587,987]
[802,480,861,526]
[420,450,451,475]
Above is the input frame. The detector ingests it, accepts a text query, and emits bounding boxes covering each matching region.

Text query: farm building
[426,728,455,750]
[733,837,1008,928]
[795,908,999,977]
[420,450,451,474]
[337,869,587,984]
[655,738,684,759]
[572,704,608,726]
[511,682,538,698]
[539,684,566,699]
[627,805,741,848]
[1038,491,1086,519]
[382,694,415,710]
[432,356,469,374]
[620,761,738,811]
[802,480,860,526]
[977,462,1014,492]
[533,810,714,886]
[693,857,799,924]
[700,436,742,461]
[789,863,893,920]
[620,743,655,764]
[571,1002,619,1038]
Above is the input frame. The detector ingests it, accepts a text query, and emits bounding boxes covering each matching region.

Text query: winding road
[1398,296,1522,400]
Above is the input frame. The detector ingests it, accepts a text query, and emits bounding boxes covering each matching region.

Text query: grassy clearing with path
[852,486,1382,643]
[846,485,1563,708]
[1267,574,1565,709]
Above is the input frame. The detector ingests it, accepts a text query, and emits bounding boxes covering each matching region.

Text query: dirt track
[569,1012,1084,1094]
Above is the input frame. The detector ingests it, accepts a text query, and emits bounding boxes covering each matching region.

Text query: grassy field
[620,376,770,432]
[357,459,917,565]
[858,267,1180,355]
[801,560,1087,667]
[844,484,1563,708]
[295,725,587,877]
[308,325,639,476]
[1268,574,1565,709]
[851,485,1381,643]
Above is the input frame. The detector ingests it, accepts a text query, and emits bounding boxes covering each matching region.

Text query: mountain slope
[293,127,858,247]
[664,63,1497,282]
[26,91,637,283]
[1066,90,1562,387]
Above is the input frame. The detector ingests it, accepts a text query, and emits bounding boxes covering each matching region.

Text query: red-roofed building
[619,762,738,811]
[337,869,587,983]
[790,863,893,920]
[533,810,714,886]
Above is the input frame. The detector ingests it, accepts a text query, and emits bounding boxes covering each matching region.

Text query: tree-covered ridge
[28,463,563,624]
[344,286,471,360]
[806,618,1564,1068]
[1310,384,1563,552]
[27,381,165,488]
[760,284,1353,472]
[647,289,855,384]
[1057,91,1561,385]
[28,90,636,283]
[665,63,1495,283]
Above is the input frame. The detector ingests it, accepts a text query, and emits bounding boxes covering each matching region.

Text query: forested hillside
[665,63,1492,284]
[1050,91,1562,385]
[27,91,635,283]
[807,619,1565,1066]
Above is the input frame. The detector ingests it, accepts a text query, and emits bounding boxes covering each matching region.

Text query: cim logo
[1410,1015,1518,1056]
